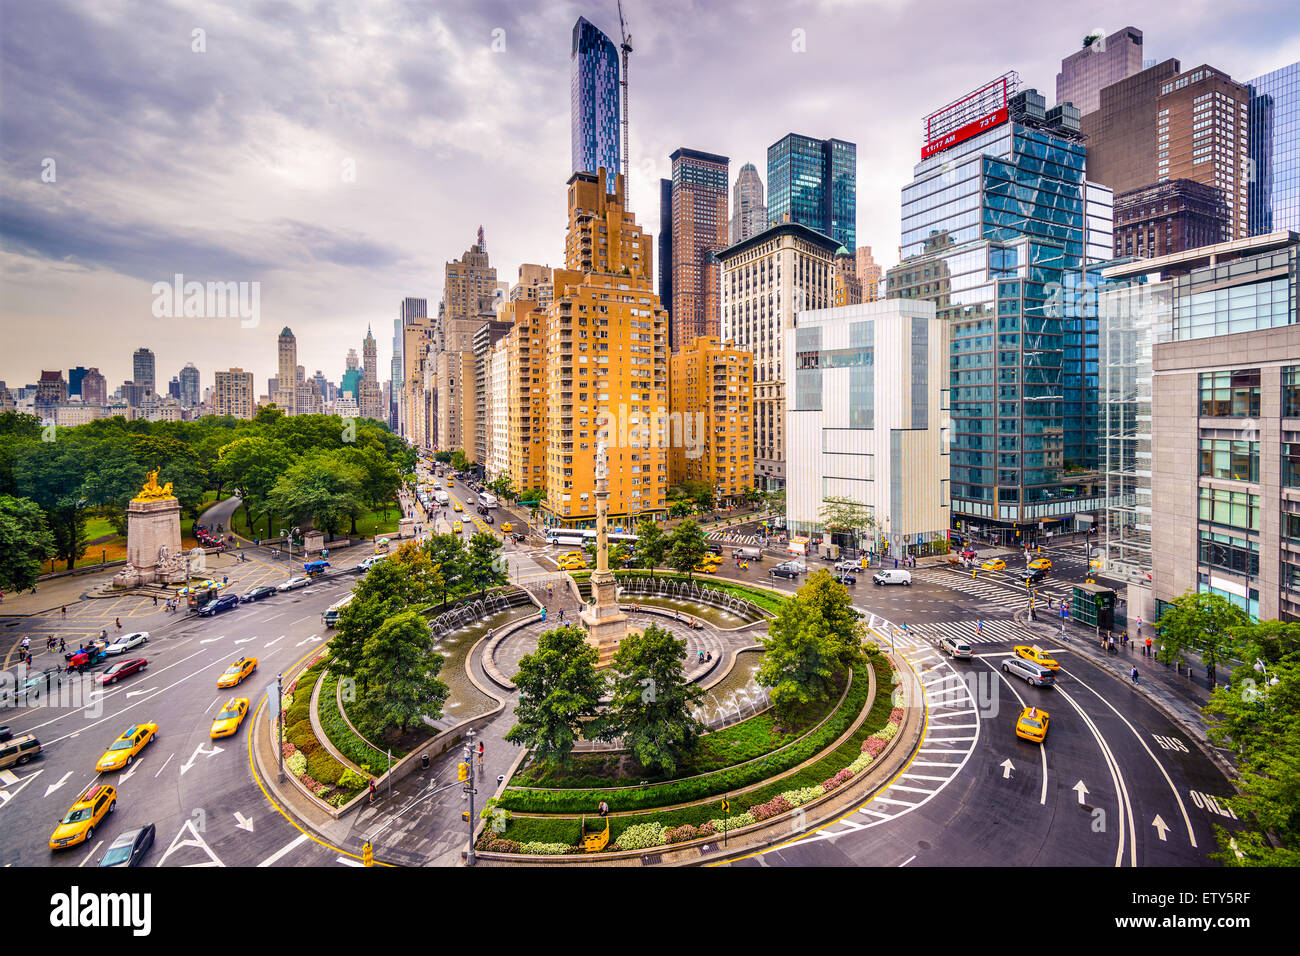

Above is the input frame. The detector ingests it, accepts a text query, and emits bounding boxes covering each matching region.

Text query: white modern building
[784,299,950,559]
[487,342,510,480]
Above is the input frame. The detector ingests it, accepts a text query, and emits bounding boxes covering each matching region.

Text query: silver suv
[939,635,972,660]
[835,559,863,573]
[1001,655,1055,687]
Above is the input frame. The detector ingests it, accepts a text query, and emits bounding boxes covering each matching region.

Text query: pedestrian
[368,778,377,805]
[1121,629,1128,649]
[115,618,122,631]
[25,651,32,666]
[153,595,158,607]
[1131,666,1139,684]
[61,606,66,619]
[477,741,484,768]
[559,608,565,621]
[894,557,899,569]
[1145,636,1152,657]
[21,636,30,652]
[598,800,609,817]
[59,637,66,653]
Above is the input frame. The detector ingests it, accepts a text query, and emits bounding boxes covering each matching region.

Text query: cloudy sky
[2,0,1297,395]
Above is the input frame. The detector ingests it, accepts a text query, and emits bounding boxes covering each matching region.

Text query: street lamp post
[279,526,301,576]
[463,729,478,866]
[276,672,285,782]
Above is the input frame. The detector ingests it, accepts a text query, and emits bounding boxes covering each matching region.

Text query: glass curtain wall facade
[889,117,1108,536]
[767,134,856,250]
[571,17,621,190]
[1248,62,1300,236]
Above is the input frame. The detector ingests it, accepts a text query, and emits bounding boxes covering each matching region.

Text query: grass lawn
[230,502,401,541]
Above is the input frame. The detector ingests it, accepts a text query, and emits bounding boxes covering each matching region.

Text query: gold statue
[132,469,175,501]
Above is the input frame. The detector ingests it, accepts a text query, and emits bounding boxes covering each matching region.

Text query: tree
[596,624,704,775]
[215,436,290,537]
[463,532,507,598]
[332,542,443,685]
[0,495,56,591]
[488,475,516,501]
[1203,623,1300,866]
[818,496,875,554]
[682,479,715,510]
[356,609,450,735]
[265,454,365,539]
[634,518,667,570]
[422,533,467,606]
[338,444,401,518]
[758,570,865,720]
[13,439,94,570]
[667,519,708,578]
[1154,591,1249,674]
[450,450,469,472]
[504,625,604,767]
[433,450,453,464]
[742,485,762,505]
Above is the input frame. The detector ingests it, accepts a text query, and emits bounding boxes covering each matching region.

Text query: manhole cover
[917,840,932,851]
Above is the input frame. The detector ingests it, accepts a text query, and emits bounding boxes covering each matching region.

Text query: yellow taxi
[1013,645,1061,672]
[217,656,258,689]
[454,502,463,512]
[446,477,454,487]
[50,783,116,850]
[453,520,463,534]
[560,551,585,562]
[702,551,722,565]
[94,722,158,772]
[981,558,1007,572]
[210,698,250,738]
[1015,706,1050,743]
[693,562,719,574]
[558,556,588,571]
[1027,557,1052,571]
[502,522,513,534]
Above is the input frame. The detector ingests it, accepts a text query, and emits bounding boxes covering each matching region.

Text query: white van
[872,569,912,587]
[434,491,449,506]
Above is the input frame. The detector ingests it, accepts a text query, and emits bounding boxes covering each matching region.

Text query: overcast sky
[2,0,1297,394]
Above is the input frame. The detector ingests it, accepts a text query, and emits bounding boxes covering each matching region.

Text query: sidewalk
[1015,609,1235,779]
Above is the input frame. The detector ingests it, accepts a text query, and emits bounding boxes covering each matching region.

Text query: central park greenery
[0,408,413,589]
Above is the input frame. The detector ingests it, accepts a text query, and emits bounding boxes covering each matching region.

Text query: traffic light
[457,761,469,782]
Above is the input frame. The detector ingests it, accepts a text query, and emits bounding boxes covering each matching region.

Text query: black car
[769,566,799,579]
[1023,568,1049,585]
[482,512,494,524]
[198,593,240,616]
[240,585,277,603]
[833,572,857,585]
[98,824,156,867]
[705,542,724,556]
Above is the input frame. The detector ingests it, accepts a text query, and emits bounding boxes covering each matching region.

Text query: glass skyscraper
[570,17,620,191]
[1248,61,1300,235]
[766,134,856,250]
[887,88,1113,540]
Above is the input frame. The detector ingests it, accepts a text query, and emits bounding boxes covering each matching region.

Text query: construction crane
[617,0,632,200]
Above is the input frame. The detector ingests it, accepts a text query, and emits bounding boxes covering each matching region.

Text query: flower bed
[484,650,904,855]
[496,666,866,815]
[278,654,367,809]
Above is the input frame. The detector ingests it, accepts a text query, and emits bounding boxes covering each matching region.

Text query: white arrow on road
[1152,815,1170,842]
[1074,780,1089,805]
[234,811,255,833]
[200,636,224,645]
[234,638,255,644]
[1000,759,1015,779]
[118,761,144,785]
[265,636,283,647]
[179,743,224,776]
[295,635,322,647]
[43,771,74,798]
[125,687,156,698]
[0,768,43,808]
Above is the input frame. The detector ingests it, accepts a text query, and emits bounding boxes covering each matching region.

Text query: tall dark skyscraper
[1055,26,1145,116]
[659,177,673,336]
[668,148,729,352]
[766,134,856,250]
[179,362,200,407]
[132,347,155,393]
[571,17,620,191]
[67,366,89,397]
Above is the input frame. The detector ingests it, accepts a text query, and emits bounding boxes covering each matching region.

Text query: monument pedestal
[114,495,185,587]
[581,571,630,668]
[303,531,326,556]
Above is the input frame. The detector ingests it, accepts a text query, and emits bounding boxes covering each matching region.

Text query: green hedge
[306,749,345,785]
[318,670,398,772]
[497,664,867,815]
[569,569,787,617]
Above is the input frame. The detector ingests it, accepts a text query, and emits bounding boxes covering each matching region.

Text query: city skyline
[2,0,1298,388]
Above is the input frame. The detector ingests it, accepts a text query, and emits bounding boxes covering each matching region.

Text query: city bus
[544,529,637,549]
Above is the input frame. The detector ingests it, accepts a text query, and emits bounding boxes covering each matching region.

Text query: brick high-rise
[668,148,729,352]
[1056,26,1145,116]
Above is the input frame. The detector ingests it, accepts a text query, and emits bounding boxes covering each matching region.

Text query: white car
[835,560,863,573]
[277,576,312,592]
[357,555,386,573]
[105,631,149,655]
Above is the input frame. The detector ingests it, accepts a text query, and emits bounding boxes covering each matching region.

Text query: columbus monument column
[580,440,631,667]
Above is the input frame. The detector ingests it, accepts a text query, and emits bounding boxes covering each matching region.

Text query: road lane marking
[898,854,916,866]
[78,840,103,867]
[154,752,174,777]
[262,613,285,622]
[258,832,309,867]
[1057,685,1134,867]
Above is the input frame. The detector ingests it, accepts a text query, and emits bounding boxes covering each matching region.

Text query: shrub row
[317,670,395,775]
[498,665,866,815]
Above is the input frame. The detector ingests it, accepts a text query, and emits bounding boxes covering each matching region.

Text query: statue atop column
[595,439,609,482]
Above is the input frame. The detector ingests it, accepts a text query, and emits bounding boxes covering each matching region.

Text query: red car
[99,658,148,685]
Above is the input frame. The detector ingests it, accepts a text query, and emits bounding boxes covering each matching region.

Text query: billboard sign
[922,72,1017,160]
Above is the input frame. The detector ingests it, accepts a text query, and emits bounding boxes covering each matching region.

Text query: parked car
[872,569,912,586]
[241,585,277,602]
[98,824,156,867]
[99,658,147,685]
[198,593,240,616]
[105,631,149,655]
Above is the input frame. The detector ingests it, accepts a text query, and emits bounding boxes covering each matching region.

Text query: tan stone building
[275,328,298,414]
[542,169,670,527]
[669,337,753,501]
[855,246,883,302]
[214,368,256,419]
[510,264,554,309]
[833,247,861,306]
[717,222,838,489]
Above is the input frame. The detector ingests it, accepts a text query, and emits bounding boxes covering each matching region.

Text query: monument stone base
[303,531,326,556]
[581,570,629,668]
[114,496,185,587]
